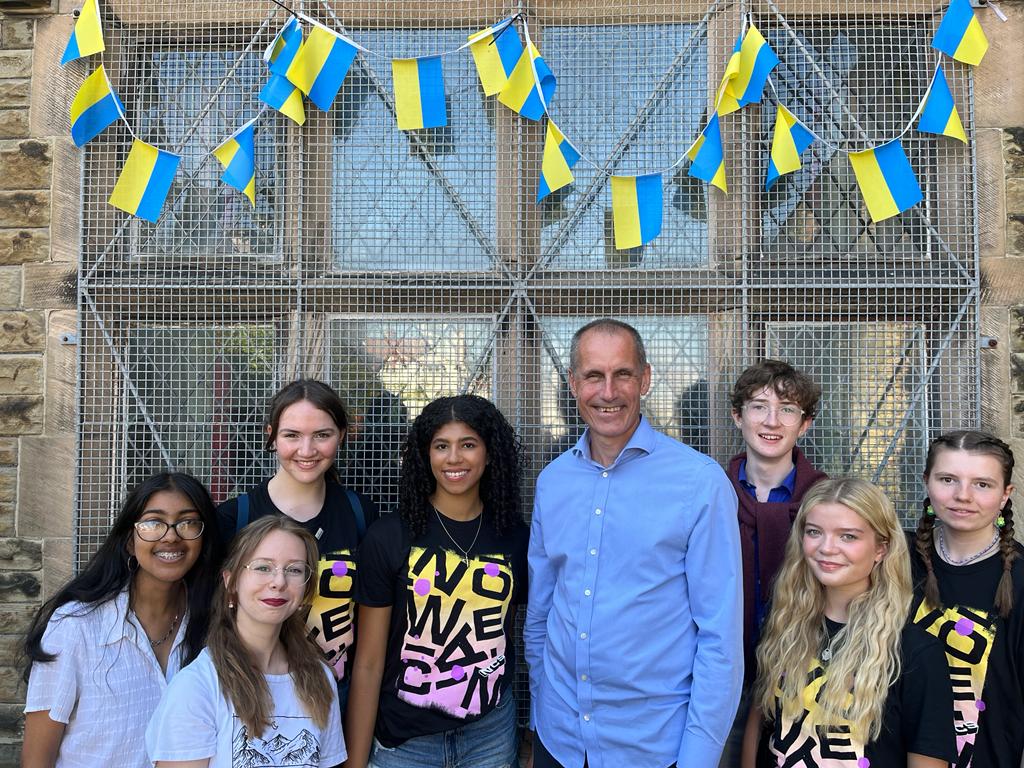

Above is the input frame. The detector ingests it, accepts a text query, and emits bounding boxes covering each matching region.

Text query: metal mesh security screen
[75,0,978,576]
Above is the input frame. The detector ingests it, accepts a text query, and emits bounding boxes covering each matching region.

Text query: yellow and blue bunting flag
[611,174,662,250]
[849,139,923,223]
[498,43,556,122]
[393,56,447,131]
[61,0,105,65]
[108,139,181,223]
[716,23,779,116]
[266,16,303,75]
[917,67,967,143]
[69,65,124,147]
[468,18,523,96]
[538,120,580,202]
[687,113,727,192]
[213,118,257,206]
[285,23,359,112]
[259,74,306,125]
[932,0,988,66]
[766,105,814,190]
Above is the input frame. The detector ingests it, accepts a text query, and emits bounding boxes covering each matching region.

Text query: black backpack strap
[345,488,366,540]
[235,492,250,536]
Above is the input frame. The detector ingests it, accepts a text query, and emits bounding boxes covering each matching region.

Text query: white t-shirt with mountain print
[146,648,345,767]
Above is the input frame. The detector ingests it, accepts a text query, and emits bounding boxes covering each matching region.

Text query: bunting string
[61,0,1005,241]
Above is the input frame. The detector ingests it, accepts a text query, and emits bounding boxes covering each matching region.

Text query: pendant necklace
[433,506,483,564]
[936,525,1000,566]
[820,619,845,663]
[150,612,180,648]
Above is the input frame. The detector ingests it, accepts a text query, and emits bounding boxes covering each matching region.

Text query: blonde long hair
[208,516,333,737]
[754,477,911,743]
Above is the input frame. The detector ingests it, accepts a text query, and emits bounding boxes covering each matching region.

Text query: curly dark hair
[729,359,821,420]
[398,395,524,539]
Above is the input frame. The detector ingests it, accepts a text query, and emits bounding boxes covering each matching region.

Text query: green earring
[926,505,935,517]
[996,516,1006,528]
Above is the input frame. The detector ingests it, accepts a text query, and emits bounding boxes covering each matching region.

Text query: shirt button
[584,589,592,596]
[581,674,588,681]
[602,472,608,478]
[590,548,597,555]
[584,714,592,722]
[580,632,588,639]
[595,508,602,515]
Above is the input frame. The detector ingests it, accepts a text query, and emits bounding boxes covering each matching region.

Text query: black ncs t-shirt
[767,621,956,767]
[216,479,379,682]
[355,510,529,748]
[911,541,1024,767]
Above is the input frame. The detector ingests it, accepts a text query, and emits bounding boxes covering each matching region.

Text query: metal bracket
[979,336,998,349]
[60,332,78,345]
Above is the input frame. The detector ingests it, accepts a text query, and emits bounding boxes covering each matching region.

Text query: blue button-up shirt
[525,417,743,768]
[737,458,797,503]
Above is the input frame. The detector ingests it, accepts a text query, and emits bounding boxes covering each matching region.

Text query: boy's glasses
[742,402,805,427]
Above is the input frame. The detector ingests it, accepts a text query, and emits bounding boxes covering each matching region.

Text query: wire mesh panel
[75,0,979,712]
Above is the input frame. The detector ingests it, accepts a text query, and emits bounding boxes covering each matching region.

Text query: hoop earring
[127,554,139,573]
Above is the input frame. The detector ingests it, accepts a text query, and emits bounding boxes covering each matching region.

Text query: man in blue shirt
[525,319,743,768]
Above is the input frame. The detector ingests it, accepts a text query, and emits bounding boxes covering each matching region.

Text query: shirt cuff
[677,730,726,768]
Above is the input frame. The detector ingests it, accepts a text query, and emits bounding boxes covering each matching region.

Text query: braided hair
[916,430,1017,618]
[398,395,524,539]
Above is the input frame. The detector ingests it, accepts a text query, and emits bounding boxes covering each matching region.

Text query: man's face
[568,329,651,452]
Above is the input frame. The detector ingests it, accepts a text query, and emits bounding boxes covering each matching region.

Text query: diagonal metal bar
[317,1,513,282]
[764,1,973,282]
[870,288,976,483]
[528,4,719,277]
[83,12,278,284]
[81,286,174,468]
[843,327,921,472]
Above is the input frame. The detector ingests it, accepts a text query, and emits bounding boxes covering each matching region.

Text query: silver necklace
[433,506,483,563]
[820,619,845,663]
[150,611,180,648]
[936,525,1000,566]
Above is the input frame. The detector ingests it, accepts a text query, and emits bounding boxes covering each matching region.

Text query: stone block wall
[0,7,75,765]
[0,1,1021,765]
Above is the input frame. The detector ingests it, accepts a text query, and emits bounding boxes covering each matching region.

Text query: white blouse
[24,589,187,767]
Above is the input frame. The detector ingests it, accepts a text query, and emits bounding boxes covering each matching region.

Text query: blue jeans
[369,693,518,768]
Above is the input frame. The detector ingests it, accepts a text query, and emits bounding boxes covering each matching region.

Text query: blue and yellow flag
[687,113,727,192]
[265,17,303,75]
[933,0,988,66]
[538,120,580,202]
[286,23,359,112]
[766,105,814,190]
[716,23,779,116]
[61,0,104,65]
[393,56,447,130]
[498,43,556,121]
[849,139,923,223]
[259,74,305,125]
[108,139,181,223]
[69,65,123,147]
[917,67,967,143]
[611,174,662,250]
[213,119,257,206]
[468,18,523,96]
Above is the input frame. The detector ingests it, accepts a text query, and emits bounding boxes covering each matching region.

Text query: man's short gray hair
[568,319,648,372]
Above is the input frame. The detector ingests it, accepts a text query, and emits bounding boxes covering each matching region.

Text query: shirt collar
[100,587,188,653]
[737,457,798,496]
[572,415,656,468]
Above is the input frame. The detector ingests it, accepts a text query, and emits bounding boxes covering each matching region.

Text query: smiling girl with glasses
[22,472,222,768]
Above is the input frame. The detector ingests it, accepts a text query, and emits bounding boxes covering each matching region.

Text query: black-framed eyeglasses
[742,402,806,427]
[243,559,313,584]
[133,518,205,542]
